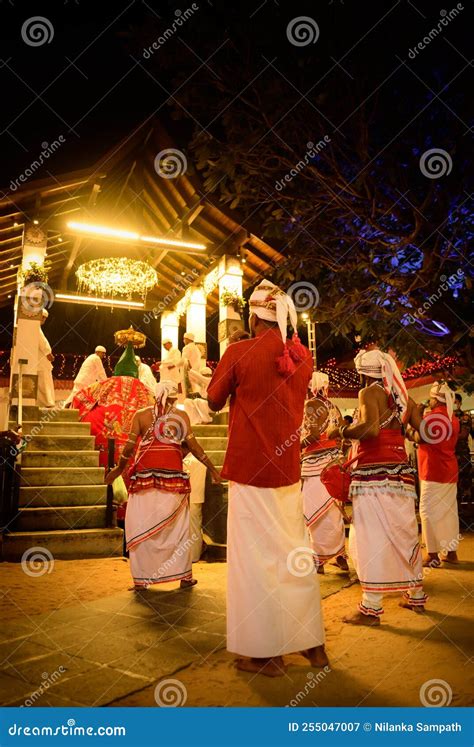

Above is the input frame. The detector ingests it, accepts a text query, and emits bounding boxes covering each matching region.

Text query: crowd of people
[38,279,471,678]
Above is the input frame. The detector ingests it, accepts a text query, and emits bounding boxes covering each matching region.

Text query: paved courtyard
[0,543,473,708]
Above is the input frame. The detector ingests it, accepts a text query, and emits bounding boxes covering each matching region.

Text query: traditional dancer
[105,380,221,589]
[208,279,326,677]
[328,348,428,625]
[301,371,348,573]
[63,346,107,407]
[409,383,460,567]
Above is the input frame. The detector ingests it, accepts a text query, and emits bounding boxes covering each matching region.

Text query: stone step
[21,467,105,487]
[22,450,99,468]
[194,436,228,450]
[13,421,90,436]
[15,505,107,531]
[1,528,124,561]
[206,450,226,467]
[19,484,107,508]
[193,425,228,437]
[10,406,79,422]
[26,435,96,451]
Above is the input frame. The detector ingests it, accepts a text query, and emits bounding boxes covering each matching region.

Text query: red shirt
[207,328,313,487]
[417,405,459,483]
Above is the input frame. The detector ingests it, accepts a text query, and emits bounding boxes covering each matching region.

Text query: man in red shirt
[410,383,460,567]
[207,280,326,677]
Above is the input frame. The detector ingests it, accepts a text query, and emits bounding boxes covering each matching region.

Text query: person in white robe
[181,332,202,395]
[63,346,107,407]
[159,339,182,386]
[183,367,213,425]
[135,356,157,394]
[183,452,207,562]
[37,309,55,407]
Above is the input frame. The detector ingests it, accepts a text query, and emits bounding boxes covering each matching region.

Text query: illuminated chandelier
[76,257,158,301]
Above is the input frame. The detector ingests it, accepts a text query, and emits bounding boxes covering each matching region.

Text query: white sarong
[125,488,192,586]
[183,454,207,562]
[302,476,345,566]
[227,481,325,658]
[419,480,459,554]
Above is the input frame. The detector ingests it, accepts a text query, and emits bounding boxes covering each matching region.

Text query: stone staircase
[1,406,123,561]
[193,422,229,557]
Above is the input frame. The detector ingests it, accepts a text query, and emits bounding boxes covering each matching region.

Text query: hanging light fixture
[75,257,158,301]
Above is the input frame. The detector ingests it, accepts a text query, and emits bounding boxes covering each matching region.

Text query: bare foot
[335,555,349,572]
[399,600,425,614]
[302,645,329,667]
[235,656,286,677]
[422,554,441,568]
[343,611,380,626]
[316,565,325,575]
[443,551,459,564]
[180,578,198,588]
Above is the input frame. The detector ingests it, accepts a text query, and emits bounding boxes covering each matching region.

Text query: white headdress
[162,338,173,346]
[430,382,454,419]
[41,309,49,318]
[183,332,195,341]
[249,279,306,375]
[311,371,329,396]
[354,348,409,423]
[155,380,178,410]
[95,345,106,353]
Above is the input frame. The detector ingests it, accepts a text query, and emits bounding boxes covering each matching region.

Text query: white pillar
[218,255,244,357]
[160,310,179,358]
[185,287,207,347]
[9,224,48,411]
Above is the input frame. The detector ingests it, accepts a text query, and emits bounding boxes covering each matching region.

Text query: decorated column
[185,287,207,357]
[217,255,244,357]
[9,223,49,412]
[160,310,179,358]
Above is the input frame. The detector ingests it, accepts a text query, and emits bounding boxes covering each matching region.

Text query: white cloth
[160,347,182,385]
[138,361,156,393]
[125,488,192,586]
[430,383,455,419]
[354,348,409,423]
[63,353,107,406]
[183,454,207,563]
[227,481,325,657]
[183,369,212,424]
[348,482,424,614]
[249,279,298,345]
[310,372,329,396]
[419,480,459,554]
[302,476,345,566]
[182,342,202,374]
[37,329,55,407]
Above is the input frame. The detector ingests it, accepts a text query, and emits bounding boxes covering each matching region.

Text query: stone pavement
[0,559,353,707]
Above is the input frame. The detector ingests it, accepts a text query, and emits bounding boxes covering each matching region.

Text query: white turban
[184,332,195,342]
[155,380,178,409]
[430,382,454,419]
[162,338,173,346]
[249,279,298,345]
[354,348,409,423]
[95,345,106,353]
[311,371,329,396]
